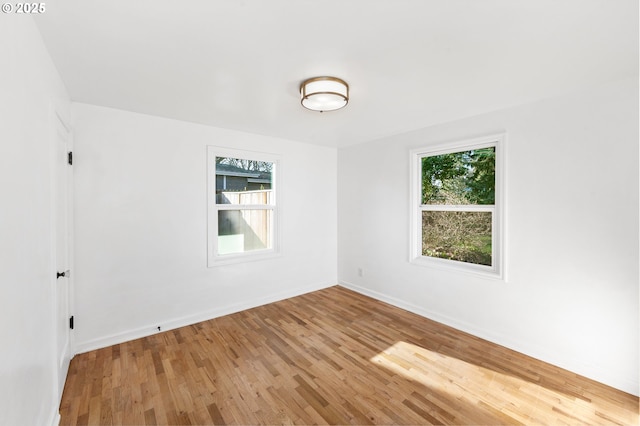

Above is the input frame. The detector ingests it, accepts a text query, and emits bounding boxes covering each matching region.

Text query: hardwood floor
[59,286,638,425]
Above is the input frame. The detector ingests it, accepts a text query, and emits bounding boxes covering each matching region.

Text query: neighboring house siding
[222,175,251,192]
[216,175,271,192]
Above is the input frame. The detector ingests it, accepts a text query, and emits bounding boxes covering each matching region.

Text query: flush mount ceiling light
[300,76,349,112]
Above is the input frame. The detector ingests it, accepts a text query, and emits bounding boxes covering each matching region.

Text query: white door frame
[50,104,74,406]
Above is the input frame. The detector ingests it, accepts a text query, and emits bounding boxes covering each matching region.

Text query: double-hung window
[410,134,504,278]
[207,147,279,266]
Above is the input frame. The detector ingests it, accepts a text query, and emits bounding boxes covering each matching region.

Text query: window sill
[208,250,281,267]
[410,255,504,281]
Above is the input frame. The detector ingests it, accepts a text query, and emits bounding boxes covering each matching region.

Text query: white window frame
[207,146,281,267]
[409,134,505,279]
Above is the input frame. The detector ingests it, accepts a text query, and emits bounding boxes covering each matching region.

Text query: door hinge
[67,151,73,165]
[69,315,74,330]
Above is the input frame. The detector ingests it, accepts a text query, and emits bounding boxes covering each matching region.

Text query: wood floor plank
[59,286,639,425]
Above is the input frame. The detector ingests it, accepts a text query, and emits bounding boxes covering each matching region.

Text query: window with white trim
[207,147,279,266]
[410,135,504,278]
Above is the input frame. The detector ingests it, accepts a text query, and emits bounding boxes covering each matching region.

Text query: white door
[53,112,72,398]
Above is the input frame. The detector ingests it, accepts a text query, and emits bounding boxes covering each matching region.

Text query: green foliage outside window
[421,147,495,265]
[422,211,492,266]
[421,147,495,205]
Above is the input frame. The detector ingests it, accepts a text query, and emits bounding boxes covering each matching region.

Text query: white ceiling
[34,0,638,148]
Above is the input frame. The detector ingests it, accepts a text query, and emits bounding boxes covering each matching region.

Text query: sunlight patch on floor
[369,341,637,425]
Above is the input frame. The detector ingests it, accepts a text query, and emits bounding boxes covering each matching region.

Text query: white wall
[0,17,70,426]
[72,103,337,351]
[338,77,639,395]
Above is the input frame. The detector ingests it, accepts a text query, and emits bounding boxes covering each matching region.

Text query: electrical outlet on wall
[358,267,364,277]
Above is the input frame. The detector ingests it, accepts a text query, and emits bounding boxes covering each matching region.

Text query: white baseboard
[74,280,335,355]
[48,411,60,426]
[339,280,639,397]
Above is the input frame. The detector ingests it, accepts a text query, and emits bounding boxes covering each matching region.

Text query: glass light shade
[300,77,349,112]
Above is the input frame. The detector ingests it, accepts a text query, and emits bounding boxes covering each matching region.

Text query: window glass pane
[421,147,495,205]
[218,209,271,255]
[215,157,273,205]
[422,211,492,266]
